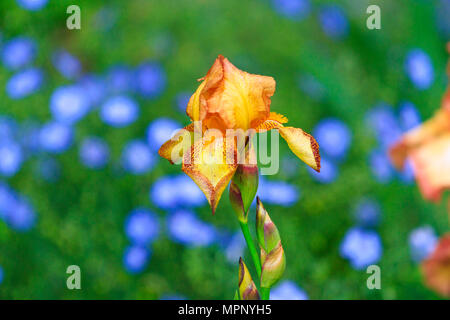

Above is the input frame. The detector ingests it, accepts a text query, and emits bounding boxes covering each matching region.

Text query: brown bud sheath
[260,241,286,289]
[238,257,260,300]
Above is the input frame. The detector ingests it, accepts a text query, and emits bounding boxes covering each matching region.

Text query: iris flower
[159,55,320,213]
[389,45,450,202]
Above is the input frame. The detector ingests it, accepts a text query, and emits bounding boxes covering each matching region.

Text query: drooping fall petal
[158,123,196,164]
[278,126,321,172]
[256,116,320,171]
[182,130,237,214]
[422,234,450,297]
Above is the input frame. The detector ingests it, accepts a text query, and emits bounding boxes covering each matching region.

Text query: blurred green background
[0,0,449,299]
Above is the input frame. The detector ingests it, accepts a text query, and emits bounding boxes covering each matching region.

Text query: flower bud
[229,146,258,223]
[260,241,286,289]
[238,257,260,300]
[256,197,281,255]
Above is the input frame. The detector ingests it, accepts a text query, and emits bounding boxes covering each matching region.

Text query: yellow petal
[278,126,321,172]
[186,81,206,122]
[158,123,195,165]
[182,130,238,214]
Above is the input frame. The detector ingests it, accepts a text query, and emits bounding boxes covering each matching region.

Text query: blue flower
[106,65,135,93]
[146,117,181,152]
[319,5,349,40]
[258,178,300,206]
[0,140,23,177]
[52,50,82,80]
[135,62,166,98]
[308,156,338,184]
[398,158,415,184]
[353,197,381,227]
[79,137,110,169]
[100,96,139,127]
[125,208,159,245]
[166,210,216,247]
[340,227,382,270]
[1,37,36,70]
[150,176,178,209]
[6,68,43,99]
[175,92,191,113]
[409,226,438,263]
[34,157,61,182]
[78,74,106,106]
[50,85,90,124]
[405,49,434,90]
[0,116,17,141]
[5,196,36,231]
[0,183,16,220]
[123,245,150,274]
[17,121,40,155]
[270,281,308,300]
[0,266,3,285]
[366,104,403,149]
[173,175,207,207]
[16,0,48,11]
[297,74,326,101]
[272,0,311,20]
[150,175,205,209]
[121,140,155,175]
[313,118,351,160]
[398,101,421,132]
[39,122,74,153]
[368,149,393,183]
[222,232,246,264]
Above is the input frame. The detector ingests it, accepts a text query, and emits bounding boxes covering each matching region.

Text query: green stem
[260,287,270,300]
[239,221,261,279]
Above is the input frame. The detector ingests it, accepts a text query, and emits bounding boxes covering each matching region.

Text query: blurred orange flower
[159,55,320,213]
[422,234,450,297]
[389,45,450,202]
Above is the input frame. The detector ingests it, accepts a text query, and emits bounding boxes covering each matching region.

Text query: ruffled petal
[182,130,238,214]
[187,55,275,131]
[158,123,195,164]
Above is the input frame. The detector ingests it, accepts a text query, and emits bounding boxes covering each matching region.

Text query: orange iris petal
[182,131,238,214]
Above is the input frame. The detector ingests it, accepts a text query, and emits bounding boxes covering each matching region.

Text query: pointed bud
[260,241,286,289]
[256,197,281,254]
[238,257,260,300]
[229,145,258,223]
